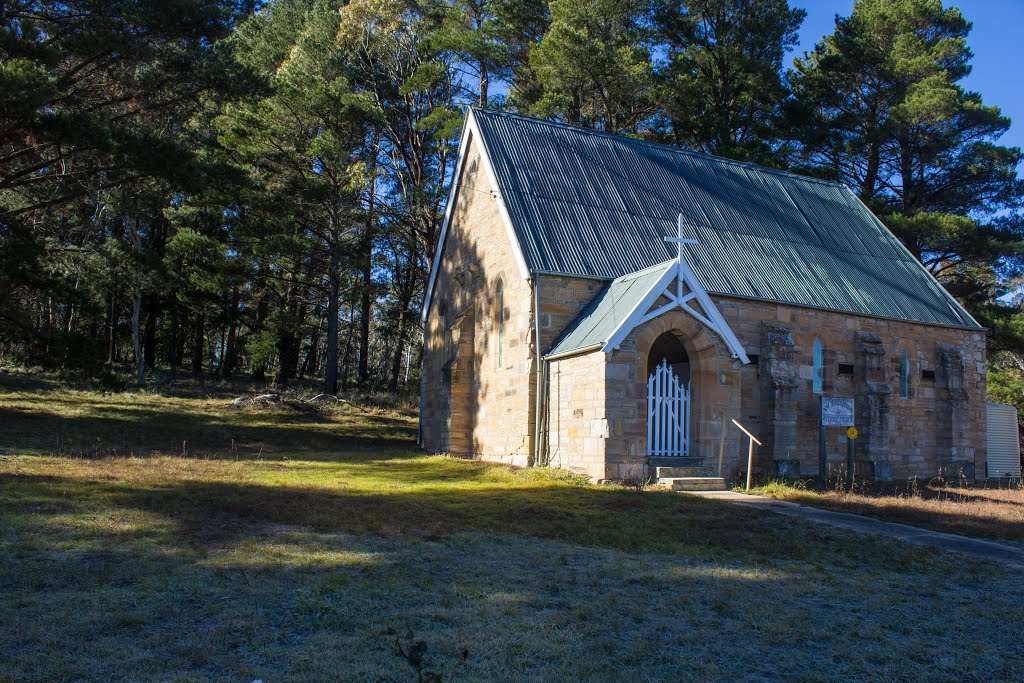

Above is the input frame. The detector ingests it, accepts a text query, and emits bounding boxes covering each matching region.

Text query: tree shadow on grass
[0,399,417,460]
[2,468,895,568]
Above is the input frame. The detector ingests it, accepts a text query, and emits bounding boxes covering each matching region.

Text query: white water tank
[986,402,1021,479]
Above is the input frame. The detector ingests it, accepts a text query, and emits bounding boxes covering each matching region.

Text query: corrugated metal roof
[547,261,673,358]
[472,108,980,330]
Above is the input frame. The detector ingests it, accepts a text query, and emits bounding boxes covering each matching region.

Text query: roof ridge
[470,106,847,190]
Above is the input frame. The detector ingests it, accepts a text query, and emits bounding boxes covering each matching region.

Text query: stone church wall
[419,134,535,465]
[715,297,987,480]
[545,351,608,481]
[422,136,986,480]
[563,295,985,483]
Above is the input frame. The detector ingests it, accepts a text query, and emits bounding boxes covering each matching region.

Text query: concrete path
[691,490,1024,570]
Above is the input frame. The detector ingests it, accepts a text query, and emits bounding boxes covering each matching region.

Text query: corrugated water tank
[986,402,1021,479]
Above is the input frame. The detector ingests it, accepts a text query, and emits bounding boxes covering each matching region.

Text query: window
[496,281,504,368]
[838,363,855,376]
[900,351,909,399]
[812,339,823,394]
[440,304,450,362]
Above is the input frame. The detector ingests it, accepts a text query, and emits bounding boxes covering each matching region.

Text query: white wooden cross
[665,215,699,257]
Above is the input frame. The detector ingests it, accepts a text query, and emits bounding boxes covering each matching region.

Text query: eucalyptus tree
[338,0,462,387]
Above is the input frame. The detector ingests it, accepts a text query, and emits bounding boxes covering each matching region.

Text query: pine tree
[527,0,657,133]
[653,0,804,164]
[220,0,374,393]
[788,0,1023,272]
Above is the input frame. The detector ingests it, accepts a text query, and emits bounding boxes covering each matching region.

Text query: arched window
[900,350,910,399]
[812,338,823,394]
[496,281,504,368]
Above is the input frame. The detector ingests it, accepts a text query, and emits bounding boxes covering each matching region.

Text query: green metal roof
[472,109,981,330]
[547,261,673,358]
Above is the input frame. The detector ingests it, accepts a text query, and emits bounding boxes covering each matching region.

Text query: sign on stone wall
[821,397,855,427]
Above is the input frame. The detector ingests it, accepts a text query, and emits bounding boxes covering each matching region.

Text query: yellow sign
[847,427,858,440]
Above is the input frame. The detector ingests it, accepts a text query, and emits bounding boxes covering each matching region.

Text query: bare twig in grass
[393,631,469,683]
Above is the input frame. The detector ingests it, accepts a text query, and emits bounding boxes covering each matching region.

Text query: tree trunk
[127,217,145,388]
[300,325,320,379]
[192,312,204,378]
[173,310,187,371]
[132,290,144,387]
[252,263,270,382]
[389,265,416,391]
[340,292,355,391]
[358,237,372,387]
[479,61,489,107]
[223,285,240,377]
[324,242,341,395]
[106,287,116,364]
[143,295,157,369]
[217,324,226,376]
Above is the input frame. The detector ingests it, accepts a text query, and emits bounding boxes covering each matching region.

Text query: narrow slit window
[900,351,909,398]
[812,339,823,394]
[496,281,504,368]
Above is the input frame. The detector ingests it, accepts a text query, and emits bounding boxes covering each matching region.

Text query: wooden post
[731,419,762,492]
[717,412,727,478]
[745,438,755,492]
[847,435,855,486]
[818,396,827,479]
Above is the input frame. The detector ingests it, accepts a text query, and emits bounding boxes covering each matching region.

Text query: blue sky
[794,0,1024,155]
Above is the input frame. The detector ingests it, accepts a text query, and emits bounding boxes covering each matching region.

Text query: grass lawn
[1,377,1023,681]
[750,478,1024,548]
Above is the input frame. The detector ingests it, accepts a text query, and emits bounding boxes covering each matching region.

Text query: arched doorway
[647,332,691,457]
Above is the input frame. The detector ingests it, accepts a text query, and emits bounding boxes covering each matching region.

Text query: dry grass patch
[753,478,1024,545]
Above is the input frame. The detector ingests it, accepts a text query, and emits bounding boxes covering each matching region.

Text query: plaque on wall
[821,397,855,427]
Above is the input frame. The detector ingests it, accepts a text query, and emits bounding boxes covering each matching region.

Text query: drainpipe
[533,274,545,467]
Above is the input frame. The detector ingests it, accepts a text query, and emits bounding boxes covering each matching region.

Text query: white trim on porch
[601,215,750,364]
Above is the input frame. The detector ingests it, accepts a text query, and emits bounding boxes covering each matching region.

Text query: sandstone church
[418,108,987,485]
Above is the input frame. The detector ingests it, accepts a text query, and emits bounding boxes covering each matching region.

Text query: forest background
[3,0,1024,415]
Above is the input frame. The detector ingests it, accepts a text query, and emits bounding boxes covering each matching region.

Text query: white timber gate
[647,359,691,457]
[986,402,1021,479]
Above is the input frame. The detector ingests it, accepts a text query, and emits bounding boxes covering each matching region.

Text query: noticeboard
[821,397,855,427]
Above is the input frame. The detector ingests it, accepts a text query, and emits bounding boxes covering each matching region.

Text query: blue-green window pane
[812,339,823,394]
[900,351,909,398]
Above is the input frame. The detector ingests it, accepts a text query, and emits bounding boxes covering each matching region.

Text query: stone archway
[646,332,692,457]
[628,310,734,463]
[601,308,744,481]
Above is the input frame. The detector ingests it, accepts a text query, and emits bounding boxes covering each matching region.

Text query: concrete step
[656,466,712,478]
[659,477,729,492]
[648,457,705,468]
